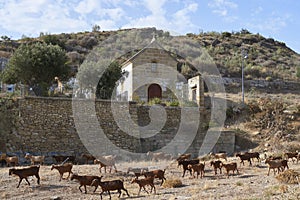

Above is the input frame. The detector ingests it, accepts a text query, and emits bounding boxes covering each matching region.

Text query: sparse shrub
[148,97,162,105]
[240,28,251,34]
[203,182,218,190]
[166,101,179,107]
[162,179,182,188]
[222,32,231,38]
[79,36,98,49]
[276,170,300,184]
[296,66,300,78]
[236,181,243,186]
[244,65,262,78]
[132,93,141,102]
[226,106,234,119]
[245,74,253,79]
[265,76,272,81]
[181,100,198,107]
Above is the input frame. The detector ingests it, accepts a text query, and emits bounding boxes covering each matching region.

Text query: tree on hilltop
[0,42,70,96]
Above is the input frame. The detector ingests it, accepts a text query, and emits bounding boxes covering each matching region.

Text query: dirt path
[1,158,299,200]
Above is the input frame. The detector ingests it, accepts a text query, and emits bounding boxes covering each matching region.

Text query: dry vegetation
[1,27,300,81]
[0,158,300,200]
[1,27,300,199]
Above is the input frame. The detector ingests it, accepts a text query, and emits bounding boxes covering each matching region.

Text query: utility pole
[241,48,248,105]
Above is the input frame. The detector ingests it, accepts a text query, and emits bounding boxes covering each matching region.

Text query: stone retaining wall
[2,97,235,163]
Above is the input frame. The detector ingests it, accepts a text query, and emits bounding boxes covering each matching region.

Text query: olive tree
[1,42,69,95]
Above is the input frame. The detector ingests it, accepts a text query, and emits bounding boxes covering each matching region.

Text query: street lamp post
[241,48,247,105]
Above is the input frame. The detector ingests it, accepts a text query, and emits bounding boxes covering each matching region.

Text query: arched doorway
[148,84,162,101]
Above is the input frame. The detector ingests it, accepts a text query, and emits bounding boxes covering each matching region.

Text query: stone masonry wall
[3,97,234,163]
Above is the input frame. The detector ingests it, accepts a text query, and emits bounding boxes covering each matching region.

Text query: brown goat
[24,153,45,165]
[91,176,130,199]
[187,163,205,178]
[176,153,192,168]
[265,159,283,176]
[127,167,149,178]
[280,159,289,171]
[70,174,101,194]
[3,154,19,167]
[9,165,40,188]
[221,162,239,178]
[210,152,227,161]
[177,153,191,161]
[131,176,156,195]
[81,154,96,164]
[178,159,200,177]
[52,155,76,164]
[284,152,299,163]
[210,160,222,175]
[245,152,260,163]
[146,152,172,162]
[51,163,73,181]
[142,169,166,185]
[94,157,117,173]
[268,155,282,160]
[236,153,252,166]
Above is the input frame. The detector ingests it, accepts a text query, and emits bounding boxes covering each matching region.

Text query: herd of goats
[1,151,300,199]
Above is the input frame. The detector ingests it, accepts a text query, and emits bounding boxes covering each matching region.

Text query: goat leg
[17,178,24,188]
[93,185,98,193]
[79,185,83,193]
[66,171,72,179]
[36,175,40,185]
[124,188,130,197]
[153,185,156,194]
[99,191,103,200]
[143,186,149,194]
[25,178,31,186]
[108,190,112,199]
[160,178,165,186]
[84,185,87,194]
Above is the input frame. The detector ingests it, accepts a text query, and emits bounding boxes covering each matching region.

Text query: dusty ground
[0,158,299,200]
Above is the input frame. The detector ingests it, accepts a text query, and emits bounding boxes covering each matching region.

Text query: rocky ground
[0,158,299,200]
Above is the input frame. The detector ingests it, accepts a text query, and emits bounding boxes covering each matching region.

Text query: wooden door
[148,84,162,101]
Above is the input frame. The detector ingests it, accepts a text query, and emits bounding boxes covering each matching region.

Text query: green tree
[1,42,69,95]
[1,35,11,41]
[92,24,101,32]
[95,61,122,99]
[40,34,65,48]
[76,59,122,99]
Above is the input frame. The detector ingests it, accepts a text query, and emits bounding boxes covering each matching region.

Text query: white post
[241,48,247,105]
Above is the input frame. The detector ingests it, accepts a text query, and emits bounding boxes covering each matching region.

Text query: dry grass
[0,159,299,199]
[276,169,300,184]
[162,178,182,188]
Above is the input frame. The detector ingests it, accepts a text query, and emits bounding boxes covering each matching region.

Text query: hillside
[190,31,300,81]
[1,28,300,81]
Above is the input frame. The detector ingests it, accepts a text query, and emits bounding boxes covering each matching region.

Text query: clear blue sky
[0,0,299,53]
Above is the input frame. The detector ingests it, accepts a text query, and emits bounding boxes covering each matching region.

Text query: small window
[151,61,157,72]
[192,88,197,101]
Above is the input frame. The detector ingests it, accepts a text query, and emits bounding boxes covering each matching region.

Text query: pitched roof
[121,37,176,67]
